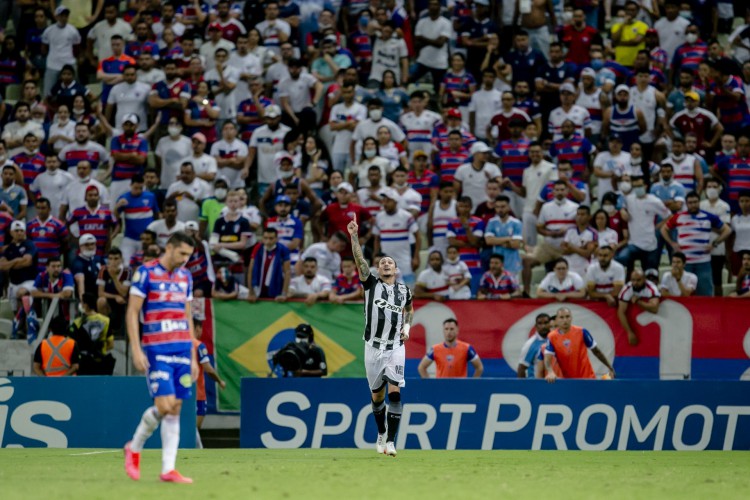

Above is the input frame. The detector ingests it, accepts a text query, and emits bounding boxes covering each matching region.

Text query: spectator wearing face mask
[700,178,732,296]
[199,178,229,238]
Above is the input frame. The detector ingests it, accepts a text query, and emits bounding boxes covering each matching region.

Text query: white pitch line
[69,450,120,456]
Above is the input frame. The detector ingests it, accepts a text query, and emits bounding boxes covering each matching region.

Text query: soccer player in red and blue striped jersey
[27,198,68,272]
[124,231,198,484]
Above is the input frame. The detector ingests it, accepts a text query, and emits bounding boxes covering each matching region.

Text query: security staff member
[294,324,327,377]
[32,316,80,377]
[69,292,115,375]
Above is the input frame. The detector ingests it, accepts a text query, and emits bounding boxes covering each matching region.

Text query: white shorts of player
[364,343,406,392]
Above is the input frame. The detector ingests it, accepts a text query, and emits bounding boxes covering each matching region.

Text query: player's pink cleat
[124,442,140,481]
[160,470,194,484]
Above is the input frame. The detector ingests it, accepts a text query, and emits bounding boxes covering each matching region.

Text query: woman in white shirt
[348,136,393,189]
[47,104,76,153]
[248,28,274,68]
[299,135,330,198]
[536,258,587,300]
[592,209,619,250]
[376,125,409,171]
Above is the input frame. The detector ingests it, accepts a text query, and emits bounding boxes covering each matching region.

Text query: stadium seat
[5,84,21,102]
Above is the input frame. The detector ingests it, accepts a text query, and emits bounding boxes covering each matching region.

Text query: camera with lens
[271,324,327,377]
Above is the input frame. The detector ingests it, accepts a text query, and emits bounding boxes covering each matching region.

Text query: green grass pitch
[1,449,749,500]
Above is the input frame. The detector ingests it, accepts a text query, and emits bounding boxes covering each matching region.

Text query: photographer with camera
[272,324,328,377]
[68,292,115,375]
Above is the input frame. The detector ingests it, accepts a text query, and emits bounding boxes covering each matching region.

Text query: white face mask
[706,187,720,200]
[79,175,91,182]
[633,186,647,197]
[81,248,96,258]
[47,168,58,176]
[620,181,632,193]
[364,149,376,159]
[394,182,407,189]
[631,157,642,165]
[280,169,294,179]
[168,126,182,137]
[685,33,698,44]
[369,109,382,121]
[671,153,685,161]
[214,188,227,200]
[603,204,616,215]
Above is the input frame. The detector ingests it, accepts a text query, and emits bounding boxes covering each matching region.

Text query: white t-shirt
[563,226,597,278]
[107,81,151,131]
[442,258,472,299]
[278,73,318,113]
[431,200,457,254]
[289,274,332,296]
[732,214,750,252]
[249,124,291,184]
[415,16,453,70]
[701,199,731,256]
[370,36,409,82]
[146,219,187,248]
[351,117,406,159]
[619,280,661,302]
[210,139,248,188]
[586,260,626,295]
[468,89,503,140]
[205,65,241,119]
[300,242,341,280]
[166,178,212,222]
[537,199,579,249]
[329,101,368,155]
[660,271,698,296]
[653,16,690,62]
[48,119,76,153]
[88,19,133,61]
[136,68,166,86]
[228,51,263,103]
[400,109,442,157]
[593,151,631,202]
[454,162,502,208]
[30,169,75,217]
[180,153,218,186]
[538,271,585,293]
[596,227,619,248]
[42,23,81,70]
[155,135,193,185]
[395,187,422,215]
[373,209,419,275]
[416,267,450,297]
[623,193,670,251]
[522,160,558,212]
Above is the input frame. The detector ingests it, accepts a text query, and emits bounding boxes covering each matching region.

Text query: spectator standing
[114,175,159,266]
[654,0,690,63]
[210,122,247,189]
[266,195,304,268]
[504,31,547,89]
[61,167,111,236]
[107,114,149,203]
[701,179,732,296]
[428,182,457,254]
[147,59,191,141]
[31,155,74,220]
[71,233,104,301]
[586,245,626,306]
[484,195,523,276]
[255,1,291,59]
[548,83,592,141]
[412,0,452,87]
[319,183,372,243]
[97,36,137,105]
[447,196,485,294]
[211,190,252,280]
[0,164,28,220]
[611,1,648,68]
[27,198,68,272]
[155,118,193,186]
[106,64,150,133]
[248,227,291,302]
[41,7,81,98]
[58,123,110,173]
[469,69,503,143]
[618,269,661,345]
[513,141,558,246]
[550,120,596,182]
[560,9,597,66]
[146,200,186,248]
[454,142,501,209]
[246,105,291,194]
[418,318,483,378]
[330,84,368,173]
[369,21,409,86]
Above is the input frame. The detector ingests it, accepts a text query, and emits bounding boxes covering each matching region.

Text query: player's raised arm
[348,214,370,281]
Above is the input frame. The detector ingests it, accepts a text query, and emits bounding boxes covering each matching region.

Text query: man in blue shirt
[484,195,523,275]
[517,313,552,378]
[114,175,159,267]
[0,164,28,220]
[650,163,686,259]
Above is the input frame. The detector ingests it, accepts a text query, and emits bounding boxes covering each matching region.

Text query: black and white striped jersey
[362,274,412,350]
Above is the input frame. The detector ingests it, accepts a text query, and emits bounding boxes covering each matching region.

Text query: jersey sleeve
[130,265,150,298]
[426,345,435,360]
[582,328,597,349]
[467,344,478,361]
[197,342,210,365]
[361,273,377,290]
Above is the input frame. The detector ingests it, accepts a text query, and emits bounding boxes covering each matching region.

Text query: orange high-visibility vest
[41,336,76,377]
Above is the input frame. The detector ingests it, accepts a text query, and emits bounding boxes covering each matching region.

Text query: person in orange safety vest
[33,316,80,377]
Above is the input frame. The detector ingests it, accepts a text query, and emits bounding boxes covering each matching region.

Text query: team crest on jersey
[142,199,149,205]
[563,339,571,348]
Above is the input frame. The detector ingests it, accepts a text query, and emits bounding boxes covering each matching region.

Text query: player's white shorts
[364,343,406,391]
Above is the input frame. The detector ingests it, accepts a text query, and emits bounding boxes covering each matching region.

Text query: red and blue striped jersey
[58,141,109,171]
[125,40,159,59]
[11,151,46,189]
[130,260,194,354]
[495,138,531,184]
[407,169,439,214]
[549,135,594,179]
[150,78,191,124]
[665,210,724,264]
[266,215,304,263]
[431,123,476,152]
[26,217,68,271]
[716,154,750,205]
[672,41,707,76]
[68,206,116,257]
[0,57,23,85]
[118,191,159,240]
[441,70,476,107]
[650,47,668,69]
[446,216,485,272]
[186,246,210,284]
[97,54,136,102]
[514,98,541,120]
[436,148,470,183]
[0,212,13,247]
[738,274,750,295]
[479,270,519,298]
[710,76,750,133]
[111,134,148,181]
[349,30,372,71]
[237,96,274,142]
[333,273,362,295]
[34,269,74,293]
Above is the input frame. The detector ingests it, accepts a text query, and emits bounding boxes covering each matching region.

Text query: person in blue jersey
[517,313,552,378]
[124,231,197,484]
[114,174,159,267]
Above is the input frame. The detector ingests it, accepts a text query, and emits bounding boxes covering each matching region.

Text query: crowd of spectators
[3,0,750,348]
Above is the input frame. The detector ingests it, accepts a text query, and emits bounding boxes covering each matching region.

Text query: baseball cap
[185,221,200,231]
[615,84,630,94]
[323,34,337,44]
[275,194,292,205]
[609,132,622,142]
[379,187,398,200]
[208,23,221,31]
[79,233,97,245]
[580,67,596,78]
[274,151,294,166]
[645,268,659,278]
[191,132,207,144]
[337,182,354,193]
[446,108,462,119]
[684,91,700,101]
[121,113,139,125]
[470,141,492,155]
[85,185,99,195]
[265,104,281,118]
[55,6,70,15]
[295,323,313,338]
[10,221,26,231]
[559,82,576,94]
[413,150,428,159]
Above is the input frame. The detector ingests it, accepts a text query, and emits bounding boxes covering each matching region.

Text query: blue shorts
[146,350,193,400]
[196,400,207,416]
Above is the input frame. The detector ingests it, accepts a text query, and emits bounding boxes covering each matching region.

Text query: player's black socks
[386,392,402,443]
[371,399,386,434]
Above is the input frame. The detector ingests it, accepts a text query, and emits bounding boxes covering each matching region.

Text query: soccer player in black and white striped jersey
[348,213,413,457]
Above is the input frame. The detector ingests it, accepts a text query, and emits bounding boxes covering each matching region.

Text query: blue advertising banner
[241,378,750,450]
[0,377,195,448]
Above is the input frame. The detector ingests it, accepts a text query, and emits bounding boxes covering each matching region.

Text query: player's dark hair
[535,313,551,322]
[443,318,458,326]
[553,257,568,269]
[673,252,687,264]
[143,229,157,241]
[342,256,355,264]
[303,257,318,264]
[47,255,62,265]
[393,166,408,174]
[495,194,510,204]
[167,231,195,249]
[553,179,568,187]
[458,196,473,207]
[685,191,700,202]
[489,253,505,263]
[35,197,51,208]
[131,174,145,184]
[439,181,453,190]
[577,205,591,215]
[264,227,278,235]
[108,247,123,257]
[738,190,750,200]
[82,292,98,310]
